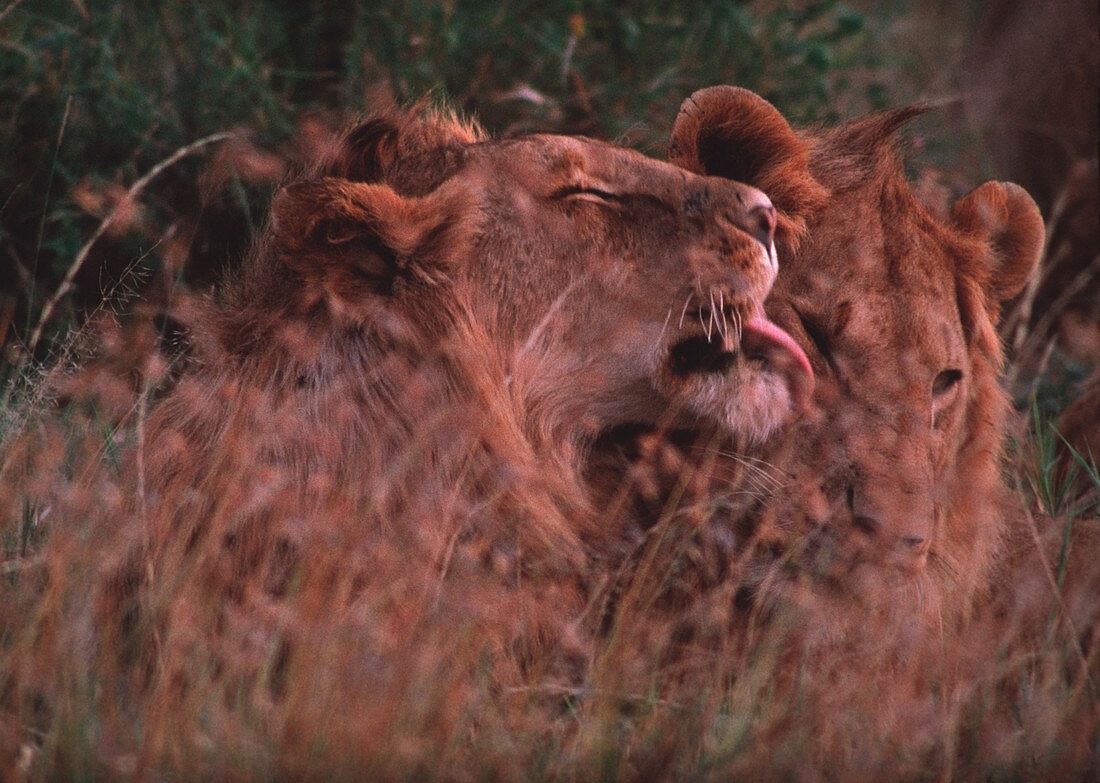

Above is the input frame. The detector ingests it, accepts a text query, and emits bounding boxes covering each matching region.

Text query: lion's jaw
[654,307,812,445]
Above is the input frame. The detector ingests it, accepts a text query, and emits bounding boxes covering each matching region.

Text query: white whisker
[715,449,786,491]
[658,307,672,351]
[679,295,692,331]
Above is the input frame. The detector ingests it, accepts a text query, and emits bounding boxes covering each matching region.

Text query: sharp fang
[679,295,691,331]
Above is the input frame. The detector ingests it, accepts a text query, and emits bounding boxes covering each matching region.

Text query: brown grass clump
[4,373,1095,781]
[1,334,1098,779]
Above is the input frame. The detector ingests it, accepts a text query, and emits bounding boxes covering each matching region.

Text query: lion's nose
[745,202,776,253]
[854,515,930,572]
[721,186,775,252]
[849,486,932,572]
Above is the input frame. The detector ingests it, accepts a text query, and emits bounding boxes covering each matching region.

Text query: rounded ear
[270,177,473,288]
[950,181,1044,302]
[668,86,827,250]
[321,108,482,183]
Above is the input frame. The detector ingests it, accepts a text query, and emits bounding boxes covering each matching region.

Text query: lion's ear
[668,86,827,250]
[270,177,472,289]
[321,110,481,183]
[950,181,1044,302]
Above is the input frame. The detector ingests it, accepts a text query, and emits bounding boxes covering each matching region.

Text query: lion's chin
[740,315,813,410]
[664,313,813,443]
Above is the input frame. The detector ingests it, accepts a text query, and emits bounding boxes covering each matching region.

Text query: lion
[19,106,821,773]
[140,105,812,570]
[666,86,1044,618]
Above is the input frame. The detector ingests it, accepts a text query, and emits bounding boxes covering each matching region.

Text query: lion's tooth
[720,329,739,353]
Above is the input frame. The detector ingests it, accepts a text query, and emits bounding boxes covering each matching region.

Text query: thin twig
[26,131,232,357]
[26,96,72,340]
[0,0,26,25]
[1006,253,1100,393]
[504,683,684,710]
[1020,505,1096,695]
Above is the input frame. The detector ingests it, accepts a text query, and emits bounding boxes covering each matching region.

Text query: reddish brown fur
[140,106,807,576]
[669,87,1045,619]
[2,100,1091,782]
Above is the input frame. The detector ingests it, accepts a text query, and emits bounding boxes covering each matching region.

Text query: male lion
[667,86,1044,617]
[142,106,812,567]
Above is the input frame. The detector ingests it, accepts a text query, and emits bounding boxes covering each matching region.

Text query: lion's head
[147,106,811,556]
[275,114,812,446]
[669,87,1043,614]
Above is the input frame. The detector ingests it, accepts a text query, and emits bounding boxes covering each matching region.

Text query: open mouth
[668,305,813,411]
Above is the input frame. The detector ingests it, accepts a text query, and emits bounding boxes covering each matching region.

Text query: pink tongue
[741,315,814,409]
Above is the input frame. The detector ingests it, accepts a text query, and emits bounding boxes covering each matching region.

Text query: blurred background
[1,0,1096,419]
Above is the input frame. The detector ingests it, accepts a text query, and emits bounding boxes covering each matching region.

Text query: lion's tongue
[741,315,814,410]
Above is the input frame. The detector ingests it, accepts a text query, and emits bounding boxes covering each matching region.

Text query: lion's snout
[721,189,776,259]
[845,472,936,574]
[707,181,778,272]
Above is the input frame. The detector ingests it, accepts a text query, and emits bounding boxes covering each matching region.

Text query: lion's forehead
[456,135,688,195]
[853,302,964,382]
[790,239,967,371]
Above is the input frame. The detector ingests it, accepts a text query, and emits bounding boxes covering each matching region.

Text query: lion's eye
[553,185,621,204]
[932,369,963,429]
[794,308,830,361]
[932,369,962,397]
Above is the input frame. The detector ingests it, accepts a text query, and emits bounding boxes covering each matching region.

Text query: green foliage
[0,0,881,370]
[1020,399,1098,519]
[1024,400,1078,517]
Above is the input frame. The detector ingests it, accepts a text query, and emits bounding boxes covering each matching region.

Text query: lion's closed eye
[551,184,622,205]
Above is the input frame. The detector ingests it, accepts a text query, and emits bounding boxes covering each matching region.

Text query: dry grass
[1,5,1097,779]
[0,184,1097,782]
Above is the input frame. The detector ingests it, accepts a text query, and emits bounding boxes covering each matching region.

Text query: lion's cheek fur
[672,364,798,446]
